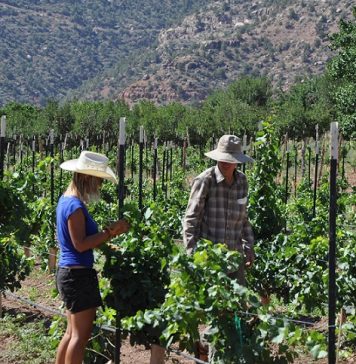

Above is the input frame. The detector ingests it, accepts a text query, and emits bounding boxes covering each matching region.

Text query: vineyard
[0,115,355,364]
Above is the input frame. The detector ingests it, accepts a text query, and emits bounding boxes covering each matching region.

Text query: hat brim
[60,159,118,184]
[205,150,254,164]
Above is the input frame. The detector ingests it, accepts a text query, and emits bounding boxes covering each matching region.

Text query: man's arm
[242,217,254,246]
[183,177,208,255]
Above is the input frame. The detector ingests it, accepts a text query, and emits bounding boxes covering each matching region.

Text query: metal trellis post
[328,122,338,364]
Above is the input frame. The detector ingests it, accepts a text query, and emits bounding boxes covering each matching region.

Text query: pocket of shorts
[57,271,77,299]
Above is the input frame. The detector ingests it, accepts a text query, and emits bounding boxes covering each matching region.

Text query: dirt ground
[2,264,356,364]
[0,264,194,364]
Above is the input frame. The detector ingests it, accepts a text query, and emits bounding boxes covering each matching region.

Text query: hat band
[77,159,107,172]
[218,147,242,153]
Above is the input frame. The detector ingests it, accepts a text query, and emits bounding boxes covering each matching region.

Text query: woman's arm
[68,209,129,252]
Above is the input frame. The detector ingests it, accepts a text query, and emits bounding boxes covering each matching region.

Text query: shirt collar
[214,165,237,184]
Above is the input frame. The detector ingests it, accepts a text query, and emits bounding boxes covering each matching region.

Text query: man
[183,134,255,360]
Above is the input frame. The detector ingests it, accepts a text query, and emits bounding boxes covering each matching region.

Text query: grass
[0,312,57,364]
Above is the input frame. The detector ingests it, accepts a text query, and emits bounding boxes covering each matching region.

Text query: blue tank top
[56,195,98,268]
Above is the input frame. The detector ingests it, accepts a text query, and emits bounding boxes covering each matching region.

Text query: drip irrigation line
[168,348,208,364]
[5,290,350,333]
[5,289,356,362]
[4,291,65,317]
[4,291,116,334]
[3,291,208,363]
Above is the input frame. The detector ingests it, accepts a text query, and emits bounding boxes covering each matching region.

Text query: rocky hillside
[0,0,354,107]
[0,0,211,106]
[73,0,354,105]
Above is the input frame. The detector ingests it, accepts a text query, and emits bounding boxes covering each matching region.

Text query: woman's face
[86,176,103,203]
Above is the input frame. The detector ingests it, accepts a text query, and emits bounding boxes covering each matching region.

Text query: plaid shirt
[183,165,254,254]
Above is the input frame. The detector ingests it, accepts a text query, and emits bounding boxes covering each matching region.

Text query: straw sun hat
[60,150,118,184]
[205,135,254,164]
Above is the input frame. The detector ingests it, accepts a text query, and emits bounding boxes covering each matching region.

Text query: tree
[0,102,41,137]
[327,7,356,139]
[274,76,333,139]
[228,76,272,107]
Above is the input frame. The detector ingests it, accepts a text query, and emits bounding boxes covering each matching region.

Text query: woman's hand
[106,219,130,238]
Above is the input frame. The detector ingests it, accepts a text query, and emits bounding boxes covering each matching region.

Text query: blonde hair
[68,173,102,203]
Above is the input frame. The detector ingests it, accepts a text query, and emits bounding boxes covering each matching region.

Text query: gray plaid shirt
[183,165,254,254]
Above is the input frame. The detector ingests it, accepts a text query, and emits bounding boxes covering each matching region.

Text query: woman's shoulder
[58,195,84,213]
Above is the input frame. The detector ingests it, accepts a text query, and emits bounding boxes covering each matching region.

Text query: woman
[55,150,130,364]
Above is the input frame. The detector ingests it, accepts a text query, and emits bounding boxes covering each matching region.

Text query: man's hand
[244,247,255,268]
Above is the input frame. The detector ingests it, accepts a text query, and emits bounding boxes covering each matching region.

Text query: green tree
[228,76,272,108]
[274,76,333,139]
[0,102,41,137]
[327,7,356,139]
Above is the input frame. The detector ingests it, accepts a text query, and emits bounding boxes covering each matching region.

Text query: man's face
[217,161,237,178]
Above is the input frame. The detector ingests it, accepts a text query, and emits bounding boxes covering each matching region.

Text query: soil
[2,264,356,364]
[0,263,193,364]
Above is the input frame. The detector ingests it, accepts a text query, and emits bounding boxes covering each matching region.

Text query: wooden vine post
[153,137,158,200]
[19,135,23,172]
[312,124,319,218]
[130,140,135,179]
[0,115,6,180]
[6,141,10,171]
[242,134,247,173]
[285,135,289,204]
[139,126,144,212]
[58,135,65,200]
[182,139,187,172]
[307,139,312,185]
[144,130,149,179]
[32,136,36,194]
[169,141,173,182]
[294,143,298,198]
[48,129,57,272]
[161,141,166,195]
[12,134,17,165]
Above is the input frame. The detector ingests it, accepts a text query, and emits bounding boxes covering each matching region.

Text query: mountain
[0,0,212,105]
[0,0,354,107]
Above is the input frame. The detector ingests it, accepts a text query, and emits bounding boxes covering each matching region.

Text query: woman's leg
[65,307,96,364]
[150,344,165,364]
[55,310,72,364]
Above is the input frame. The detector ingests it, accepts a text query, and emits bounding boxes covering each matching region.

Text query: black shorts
[56,267,103,313]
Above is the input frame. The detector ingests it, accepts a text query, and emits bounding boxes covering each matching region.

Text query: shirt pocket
[237,197,247,205]
[235,195,247,221]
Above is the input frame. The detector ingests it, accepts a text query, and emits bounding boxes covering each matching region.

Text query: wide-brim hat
[60,150,118,184]
[205,135,254,164]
